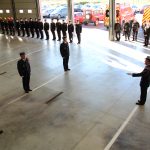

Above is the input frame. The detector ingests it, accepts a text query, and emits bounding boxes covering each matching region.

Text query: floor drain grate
[0,72,7,75]
[45,92,63,104]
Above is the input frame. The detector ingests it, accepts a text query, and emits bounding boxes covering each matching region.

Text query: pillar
[67,0,74,23]
[109,0,115,41]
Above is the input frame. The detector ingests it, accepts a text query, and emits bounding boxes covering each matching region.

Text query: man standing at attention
[75,20,82,44]
[127,56,150,105]
[60,37,70,72]
[68,20,74,43]
[44,19,49,40]
[17,52,32,93]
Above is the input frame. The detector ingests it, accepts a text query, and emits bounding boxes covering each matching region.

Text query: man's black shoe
[28,89,32,91]
[25,91,29,93]
[0,130,3,134]
[67,69,71,71]
[136,102,144,105]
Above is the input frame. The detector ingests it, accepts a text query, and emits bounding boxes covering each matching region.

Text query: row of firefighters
[114,19,150,47]
[0,17,82,44]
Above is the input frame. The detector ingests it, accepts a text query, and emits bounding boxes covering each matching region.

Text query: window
[0,10,3,13]
[6,10,10,13]
[28,9,32,13]
[19,10,24,13]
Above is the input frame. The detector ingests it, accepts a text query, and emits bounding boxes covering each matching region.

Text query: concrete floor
[0,29,150,150]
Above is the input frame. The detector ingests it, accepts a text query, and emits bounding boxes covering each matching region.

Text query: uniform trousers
[140,86,148,104]
[22,75,30,91]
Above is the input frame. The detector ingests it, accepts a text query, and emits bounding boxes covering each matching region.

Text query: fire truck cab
[83,9,104,26]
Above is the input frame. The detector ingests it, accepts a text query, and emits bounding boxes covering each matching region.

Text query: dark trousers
[77,33,81,43]
[144,35,149,46]
[44,30,49,40]
[51,30,56,40]
[25,28,30,37]
[115,31,121,41]
[16,28,20,36]
[5,28,9,35]
[22,75,30,91]
[1,27,5,34]
[35,29,39,38]
[39,30,43,39]
[125,31,130,40]
[21,28,25,37]
[62,31,66,37]
[68,32,73,42]
[133,31,138,41]
[140,86,148,104]
[30,28,34,38]
[63,56,69,71]
[57,30,61,40]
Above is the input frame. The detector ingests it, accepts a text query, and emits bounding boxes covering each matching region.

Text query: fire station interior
[0,0,150,150]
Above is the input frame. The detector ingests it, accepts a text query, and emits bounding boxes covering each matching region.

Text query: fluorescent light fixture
[6,10,10,13]
[0,10,3,13]
[28,9,32,13]
[19,10,24,13]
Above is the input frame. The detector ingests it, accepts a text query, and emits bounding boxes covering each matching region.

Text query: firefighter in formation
[0,17,82,44]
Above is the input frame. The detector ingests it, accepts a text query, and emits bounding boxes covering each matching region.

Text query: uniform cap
[146,56,150,61]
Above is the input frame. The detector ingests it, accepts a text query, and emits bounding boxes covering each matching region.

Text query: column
[109,0,115,41]
[67,0,74,23]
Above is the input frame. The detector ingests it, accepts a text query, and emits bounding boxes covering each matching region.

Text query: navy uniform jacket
[75,23,82,34]
[17,58,31,77]
[60,42,70,58]
[44,22,49,30]
[56,22,62,31]
[51,22,56,31]
[68,24,74,33]
[132,65,150,87]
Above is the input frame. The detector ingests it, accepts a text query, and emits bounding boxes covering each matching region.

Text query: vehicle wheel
[84,21,88,25]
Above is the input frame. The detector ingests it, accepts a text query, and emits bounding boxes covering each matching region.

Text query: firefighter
[0,18,5,34]
[24,18,30,37]
[20,18,25,37]
[132,20,140,41]
[142,21,150,47]
[44,19,49,40]
[68,20,74,43]
[75,20,82,44]
[15,19,20,36]
[50,19,56,40]
[114,20,122,41]
[56,19,62,41]
[62,20,67,37]
[34,18,39,38]
[124,20,130,41]
[38,19,44,39]
[29,18,34,38]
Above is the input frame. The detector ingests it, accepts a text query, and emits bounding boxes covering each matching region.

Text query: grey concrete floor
[0,28,150,150]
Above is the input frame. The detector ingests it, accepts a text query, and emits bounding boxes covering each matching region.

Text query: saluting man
[17,52,32,93]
